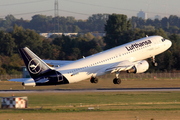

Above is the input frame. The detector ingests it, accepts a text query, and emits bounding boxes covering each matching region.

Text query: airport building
[40,33,78,38]
[40,33,105,38]
[155,15,161,20]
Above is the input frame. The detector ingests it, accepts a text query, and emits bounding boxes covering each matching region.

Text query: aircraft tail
[19,47,52,79]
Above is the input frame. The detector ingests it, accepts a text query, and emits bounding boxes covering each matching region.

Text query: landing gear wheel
[93,78,98,83]
[90,77,98,84]
[152,56,158,67]
[152,62,158,67]
[90,78,94,83]
[154,62,158,67]
[113,78,121,84]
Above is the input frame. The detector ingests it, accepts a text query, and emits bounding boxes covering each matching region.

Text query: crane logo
[28,58,41,74]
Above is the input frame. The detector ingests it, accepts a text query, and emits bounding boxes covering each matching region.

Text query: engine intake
[127,66,136,73]
[127,60,149,73]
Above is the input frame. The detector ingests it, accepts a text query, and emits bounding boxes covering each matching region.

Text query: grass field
[1,91,180,120]
[1,91,180,109]
[1,76,180,120]
[1,74,180,90]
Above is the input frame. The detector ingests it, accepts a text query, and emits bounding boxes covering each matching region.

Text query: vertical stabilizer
[19,47,52,79]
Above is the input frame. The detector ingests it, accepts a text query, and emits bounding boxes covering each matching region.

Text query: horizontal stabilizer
[9,78,34,82]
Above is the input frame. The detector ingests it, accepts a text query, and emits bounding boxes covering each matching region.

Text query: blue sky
[0,0,179,20]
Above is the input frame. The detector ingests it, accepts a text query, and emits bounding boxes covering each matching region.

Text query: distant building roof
[40,33,105,38]
[40,33,78,38]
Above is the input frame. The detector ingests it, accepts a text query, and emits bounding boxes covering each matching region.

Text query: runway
[0,87,180,93]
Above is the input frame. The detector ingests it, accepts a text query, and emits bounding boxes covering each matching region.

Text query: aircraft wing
[105,60,136,73]
[43,60,74,67]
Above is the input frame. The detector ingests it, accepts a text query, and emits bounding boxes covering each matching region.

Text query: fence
[100,72,180,80]
[1,73,180,81]
[0,74,22,81]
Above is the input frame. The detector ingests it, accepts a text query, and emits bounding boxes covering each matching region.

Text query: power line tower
[54,0,59,33]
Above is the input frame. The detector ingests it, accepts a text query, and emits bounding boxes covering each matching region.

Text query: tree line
[0,14,108,33]
[0,13,180,74]
[1,14,180,34]
[0,24,102,74]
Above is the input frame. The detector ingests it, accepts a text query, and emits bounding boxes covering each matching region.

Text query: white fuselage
[55,36,172,83]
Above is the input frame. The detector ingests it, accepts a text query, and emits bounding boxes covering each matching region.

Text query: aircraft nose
[166,39,172,48]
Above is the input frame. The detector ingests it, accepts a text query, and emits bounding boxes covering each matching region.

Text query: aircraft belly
[62,65,106,83]
[63,72,91,83]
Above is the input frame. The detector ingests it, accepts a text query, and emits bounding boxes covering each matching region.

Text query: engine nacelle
[127,60,149,73]
[22,81,36,87]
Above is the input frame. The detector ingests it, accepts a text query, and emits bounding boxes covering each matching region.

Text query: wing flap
[105,60,136,73]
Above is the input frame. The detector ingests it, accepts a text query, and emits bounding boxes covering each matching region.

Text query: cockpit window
[161,38,166,42]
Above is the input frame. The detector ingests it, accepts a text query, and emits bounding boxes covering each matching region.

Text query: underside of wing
[105,60,135,73]
[105,60,149,74]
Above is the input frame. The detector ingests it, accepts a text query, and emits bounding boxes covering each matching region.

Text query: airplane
[9,35,172,86]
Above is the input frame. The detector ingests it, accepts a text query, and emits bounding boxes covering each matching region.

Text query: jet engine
[21,78,36,86]
[127,60,149,73]
[22,81,36,86]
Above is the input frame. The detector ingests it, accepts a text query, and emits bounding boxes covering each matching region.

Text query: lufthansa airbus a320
[10,35,172,86]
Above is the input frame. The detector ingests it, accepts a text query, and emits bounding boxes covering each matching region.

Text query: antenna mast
[54,0,59,33]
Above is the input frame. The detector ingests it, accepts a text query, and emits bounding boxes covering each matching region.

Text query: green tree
[161,17,168,28]
[86,14,109,32]
[104,14,132,49]
[169,26,179,33]
[12,25,42,54]
[3,33,15,56]
[40,40,53,59]
[169,15,179,26]
[0,31,15,56]
[30,15,53,32]
[169,34,180,46]
[142,25,155,31]
[70,48,81,60]
[72,25,80,32]
[84,32,94,41]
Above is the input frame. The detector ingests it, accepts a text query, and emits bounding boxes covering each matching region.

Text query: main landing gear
[90,72,122,85]
[113,72,121,84]
[90,77,98,83]
[152,56,158,67]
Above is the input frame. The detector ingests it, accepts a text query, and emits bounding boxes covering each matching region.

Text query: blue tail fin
[19,47,69,86]
[19,47,52,79]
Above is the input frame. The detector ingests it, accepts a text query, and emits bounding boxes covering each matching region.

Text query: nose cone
[166,39,172,49]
